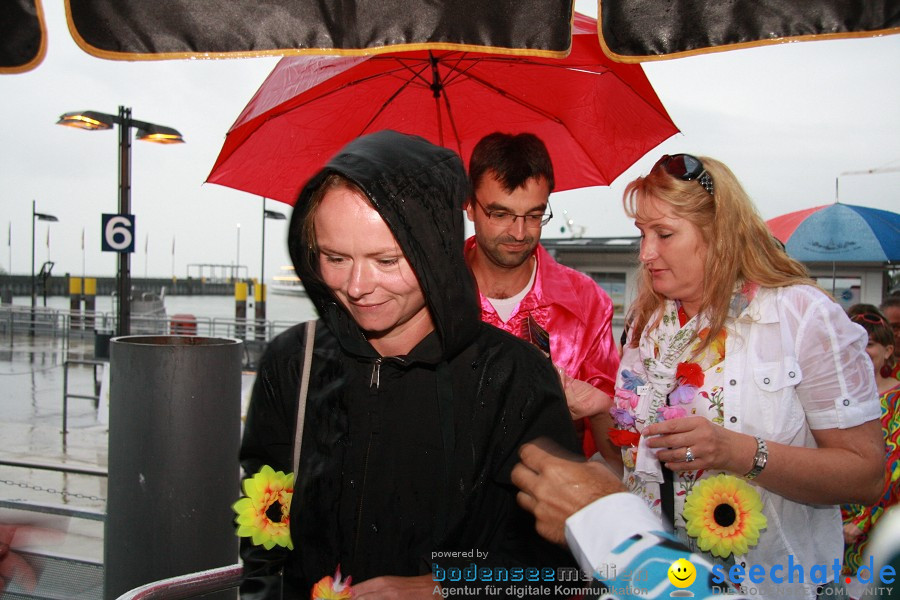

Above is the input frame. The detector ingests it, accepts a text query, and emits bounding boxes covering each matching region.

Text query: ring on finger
[684,447,695,463]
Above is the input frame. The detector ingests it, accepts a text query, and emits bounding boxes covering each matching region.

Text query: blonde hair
[623,156,815,351]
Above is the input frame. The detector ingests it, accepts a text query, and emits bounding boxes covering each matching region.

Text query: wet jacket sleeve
[237,325,306,599]
[447,346,582,595]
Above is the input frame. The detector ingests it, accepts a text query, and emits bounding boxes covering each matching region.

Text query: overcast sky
[2,1,898,282]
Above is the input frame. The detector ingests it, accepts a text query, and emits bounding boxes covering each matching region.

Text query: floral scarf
[613,282,757,502]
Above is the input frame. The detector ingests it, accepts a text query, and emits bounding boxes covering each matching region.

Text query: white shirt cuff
[564,492,661,577]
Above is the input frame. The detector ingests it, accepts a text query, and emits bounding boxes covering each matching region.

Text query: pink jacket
[466,237,619,398]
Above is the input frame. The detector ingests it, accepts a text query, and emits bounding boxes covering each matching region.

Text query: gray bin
[94,331,112,360]
[105,336,242,600]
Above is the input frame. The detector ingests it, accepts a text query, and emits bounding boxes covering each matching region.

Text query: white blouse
[617,284,880,600]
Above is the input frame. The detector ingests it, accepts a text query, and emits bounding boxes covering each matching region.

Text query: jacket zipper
[369,358,382,389]
[353,429,374,559]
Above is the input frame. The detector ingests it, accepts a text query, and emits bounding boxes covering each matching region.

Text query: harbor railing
[0,304,295,352]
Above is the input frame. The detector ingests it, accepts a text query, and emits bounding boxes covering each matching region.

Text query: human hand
[0,523,53,594]
[351,574,436,599]
[843,522,864,545]
[555,366,612,420]
[642,416,754,474]
[511,437,627,546]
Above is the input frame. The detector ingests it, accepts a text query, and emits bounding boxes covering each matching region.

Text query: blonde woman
[609,154,883,599]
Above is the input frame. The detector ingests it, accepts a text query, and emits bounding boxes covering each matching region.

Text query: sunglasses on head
[851,312,889,327]
[655,154,714,196]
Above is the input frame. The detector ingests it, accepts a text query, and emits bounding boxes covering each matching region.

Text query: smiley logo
[667,558,696,588]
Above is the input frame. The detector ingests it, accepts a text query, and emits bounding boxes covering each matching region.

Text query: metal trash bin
[105,335,242,600]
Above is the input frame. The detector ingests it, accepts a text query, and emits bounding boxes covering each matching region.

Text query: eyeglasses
[655,154,715,196]
[851,312,890,327]
[472,197,553,227]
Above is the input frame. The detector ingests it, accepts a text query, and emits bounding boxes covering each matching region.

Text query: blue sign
[102,213,135,253]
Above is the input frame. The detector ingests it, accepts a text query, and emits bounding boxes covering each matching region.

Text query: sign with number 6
[102,213,135,253]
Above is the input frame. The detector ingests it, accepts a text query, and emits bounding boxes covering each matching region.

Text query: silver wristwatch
[744,436,768,480]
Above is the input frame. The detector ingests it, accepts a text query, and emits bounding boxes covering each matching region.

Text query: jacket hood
[288,130,481,360]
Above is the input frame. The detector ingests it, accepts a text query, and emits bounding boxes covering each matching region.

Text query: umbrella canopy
[767,202,900,263]
[206,13,679,205]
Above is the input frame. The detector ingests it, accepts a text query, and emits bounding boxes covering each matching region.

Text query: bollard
[84,277,97,330]
[69,277,83,330]
[105,336,242,600]
[254,282,267,340]
[234,282,247,339]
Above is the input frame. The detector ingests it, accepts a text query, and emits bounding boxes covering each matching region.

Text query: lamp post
[31,200,59,319]
[256,200,286,338]
[235,223,241,281]
[56,106,184,337]
[260,198,287,288]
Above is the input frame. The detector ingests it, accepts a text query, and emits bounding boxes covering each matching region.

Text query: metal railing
[63,358,105,433]
[0,305,295,348]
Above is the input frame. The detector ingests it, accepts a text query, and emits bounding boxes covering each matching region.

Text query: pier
[2,274,238,298]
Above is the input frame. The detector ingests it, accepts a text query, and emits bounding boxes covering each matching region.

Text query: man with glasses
[464,132,619,458]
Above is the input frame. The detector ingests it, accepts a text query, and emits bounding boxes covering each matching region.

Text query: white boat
[270,266,308,297]
[131,289,168,334]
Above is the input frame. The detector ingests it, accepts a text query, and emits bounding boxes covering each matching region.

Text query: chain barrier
[0,478,106,503]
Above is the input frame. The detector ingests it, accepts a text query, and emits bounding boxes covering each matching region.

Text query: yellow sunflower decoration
[232,465,295,550]
[682,474,767,558]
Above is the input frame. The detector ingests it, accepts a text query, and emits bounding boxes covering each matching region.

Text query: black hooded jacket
[239,131,580,598]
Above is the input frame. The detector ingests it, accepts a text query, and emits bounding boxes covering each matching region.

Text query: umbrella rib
[357,65,431,137]
[441,93,464,158]
[446,64,565,125]
[260,58,432,124]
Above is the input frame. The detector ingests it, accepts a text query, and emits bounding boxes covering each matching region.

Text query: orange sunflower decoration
[232,465,294,550]
[682,474,767,558]
[311,566,353,599]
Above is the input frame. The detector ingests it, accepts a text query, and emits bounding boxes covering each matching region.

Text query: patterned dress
[841,383,900,574]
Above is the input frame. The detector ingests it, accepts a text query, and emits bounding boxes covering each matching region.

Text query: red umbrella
[206,13,678,206]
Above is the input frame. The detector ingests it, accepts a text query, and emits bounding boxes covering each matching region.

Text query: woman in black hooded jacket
[239,131,580,598]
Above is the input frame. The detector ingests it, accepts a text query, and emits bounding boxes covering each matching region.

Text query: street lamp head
[34,212,59,222]
[264,209,287,221]
[58,108,185,144]
[136,124,185,144]
[56,110,115,131]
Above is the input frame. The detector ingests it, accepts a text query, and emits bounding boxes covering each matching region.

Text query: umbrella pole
[429,52,445,147]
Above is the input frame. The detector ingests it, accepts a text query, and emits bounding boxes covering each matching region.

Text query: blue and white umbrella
[767,202,900,263]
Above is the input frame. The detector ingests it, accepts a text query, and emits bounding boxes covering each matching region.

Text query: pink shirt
[466,237,619,398]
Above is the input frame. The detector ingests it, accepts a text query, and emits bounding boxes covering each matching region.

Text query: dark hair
[881,296,900,311]
[848,309,894,349]
[847,303,883,318]
[468,132,555,194]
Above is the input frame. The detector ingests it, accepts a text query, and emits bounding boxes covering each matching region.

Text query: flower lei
[232,465,294,550]
[661,362,706,420]
[608,362,706,448]
[682,474,767,558]
[608,369,643,449]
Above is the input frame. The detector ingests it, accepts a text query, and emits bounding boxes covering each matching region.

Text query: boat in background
[131,289,168,334]
[270,266,307,297]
